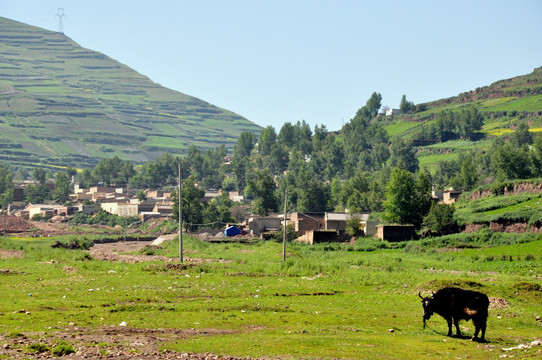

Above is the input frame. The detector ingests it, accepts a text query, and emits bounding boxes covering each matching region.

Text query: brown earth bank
[0,326,276,360]
[469,182,542,200]
[463,221,541,234]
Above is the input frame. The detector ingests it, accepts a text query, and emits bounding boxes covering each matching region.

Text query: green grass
[0,233,540,359]
[383,120,422,137]
[454,189,542,225]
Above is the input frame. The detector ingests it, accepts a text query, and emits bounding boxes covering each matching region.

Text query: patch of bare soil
[0,326,271,359]
[489,297,510,310]
[89,241,234,264]
[0,215,35,233]
[89,241,174,263]
[0,249,24,259]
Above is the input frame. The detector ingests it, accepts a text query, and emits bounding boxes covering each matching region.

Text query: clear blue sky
[3,1,542,131]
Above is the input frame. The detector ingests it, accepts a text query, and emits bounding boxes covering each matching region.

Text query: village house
[100,201,138,217]
[376,224,416,242]
[228,191,244,203]
[202,190,222,203]
[290,212,324,232]
[385,108,403,116]
[248,216,281,236]
[24,204,70,219]
[153,203,173,217]
[443,190,462,204]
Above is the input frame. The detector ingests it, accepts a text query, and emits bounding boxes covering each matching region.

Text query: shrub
[31,213,50,222]
[28,343,50,353]
[345,214,362,237]
[271,224,297,242]
[51,342,75,356]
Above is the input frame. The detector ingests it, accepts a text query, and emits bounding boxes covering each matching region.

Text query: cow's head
[419,292,434,323]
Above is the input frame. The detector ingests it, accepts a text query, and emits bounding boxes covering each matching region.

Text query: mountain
[0,17,261,170]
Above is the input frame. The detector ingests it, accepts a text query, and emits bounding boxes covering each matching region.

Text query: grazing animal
[419,287,489,342]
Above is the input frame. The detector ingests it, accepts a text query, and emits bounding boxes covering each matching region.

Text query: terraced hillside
[380,66,542,172]
[0,17,261,169]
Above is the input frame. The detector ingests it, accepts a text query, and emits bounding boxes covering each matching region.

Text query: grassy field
[0,233,540,359]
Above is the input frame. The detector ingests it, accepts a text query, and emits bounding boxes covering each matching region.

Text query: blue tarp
[224,225,241,237]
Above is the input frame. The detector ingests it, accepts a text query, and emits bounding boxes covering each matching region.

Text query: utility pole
[282,188,287,262]
[178,163,183,262]
[3,207,6,237]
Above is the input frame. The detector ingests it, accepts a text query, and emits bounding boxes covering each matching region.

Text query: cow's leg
[445,317,453,336]
[453,318,461,337]
[479,319,487,342]
[472,319,480,341]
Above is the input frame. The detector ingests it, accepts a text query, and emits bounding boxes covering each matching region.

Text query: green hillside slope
[0,17,261,169]
[380,67,542,172]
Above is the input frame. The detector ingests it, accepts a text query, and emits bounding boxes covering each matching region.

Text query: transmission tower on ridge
[56,8,66,34]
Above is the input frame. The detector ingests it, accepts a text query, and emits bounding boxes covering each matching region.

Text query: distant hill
[380,66,542,171]
[0,17,261,170]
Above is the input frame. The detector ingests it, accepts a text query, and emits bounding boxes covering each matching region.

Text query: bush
[51,236,93,250]
[51,342,75,356]
[423,203,457,235]
[28,343,50,353]
[345,214,362,237]
[271,224,297,242]
[31,213,50,222]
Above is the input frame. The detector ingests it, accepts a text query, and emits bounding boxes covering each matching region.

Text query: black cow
[419,287,489,342]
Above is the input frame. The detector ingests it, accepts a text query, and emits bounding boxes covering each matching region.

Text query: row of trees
[416,107,484,142]
[2,92,541,234]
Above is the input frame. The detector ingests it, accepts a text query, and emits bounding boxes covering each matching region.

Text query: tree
[25,184,51,204]
[492,142,532,180]
[459,156,478,191]
[137,190,147,201]
[278,122,295,147]
[0,163,13,210]
[52,172,71,204]
[247,169,277,216]
[423,203,457,235]
[399,95,415,113]
[510,122,533,148]
[172,176,204,232]
[33,167,47,185]
[383,167,432,228]
[234,131,255,158]
[258,126,277,157]
[389,140,419,173]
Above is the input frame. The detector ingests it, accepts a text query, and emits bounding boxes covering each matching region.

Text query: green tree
[234,131,256,158]
[33,167,47,185]
[172,176,204,232]
[278,122,295,147]
[510,122,533,148]
[389,140,419,173]
[383,167,431,228]
[52,172,71,204]
[247,169,277,216]
[459,156,478,190]
[258,126,277,157]
[0,163,14,210]
[92,156,134,186]
[137,190,147,201]
[399,94,415,113]
[423,203,457,235]
[492,142,532,180]
[25,184,51,204]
